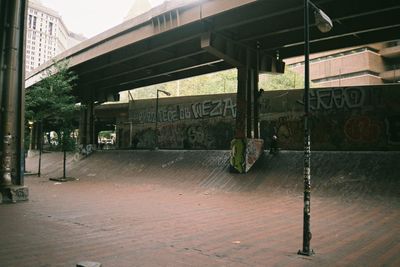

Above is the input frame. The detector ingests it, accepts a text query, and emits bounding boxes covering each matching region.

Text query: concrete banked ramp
[39,150,400,200]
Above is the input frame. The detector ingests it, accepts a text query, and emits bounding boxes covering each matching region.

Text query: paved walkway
[0,151,399,266]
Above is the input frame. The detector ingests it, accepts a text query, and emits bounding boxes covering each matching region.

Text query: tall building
[25,0,86,73]
[285,40,400,87]
[124,0,152,21]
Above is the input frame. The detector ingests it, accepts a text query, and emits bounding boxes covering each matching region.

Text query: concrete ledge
[0,186,29,204]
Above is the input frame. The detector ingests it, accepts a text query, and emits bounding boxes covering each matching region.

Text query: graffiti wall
[110,84,400,151]
[117,94,237,149]
[259,84,400,151]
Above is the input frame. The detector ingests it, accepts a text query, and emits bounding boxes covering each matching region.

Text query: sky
[40,0,165,38]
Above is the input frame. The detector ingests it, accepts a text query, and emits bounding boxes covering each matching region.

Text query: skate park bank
[95,84,400,172]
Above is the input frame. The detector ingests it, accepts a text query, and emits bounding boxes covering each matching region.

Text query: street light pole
[154,89,171,150]
[299,0,332,256]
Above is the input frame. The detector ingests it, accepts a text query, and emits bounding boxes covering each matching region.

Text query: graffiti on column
[230,139,246,173]
[245,139,263,169]
[230,138,263,173]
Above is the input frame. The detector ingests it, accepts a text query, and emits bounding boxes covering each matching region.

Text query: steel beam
[201,32,284,74]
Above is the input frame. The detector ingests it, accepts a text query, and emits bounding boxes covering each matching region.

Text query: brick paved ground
[0,151,399,266]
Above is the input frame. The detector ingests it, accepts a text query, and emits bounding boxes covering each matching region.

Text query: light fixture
[314,8,333,33]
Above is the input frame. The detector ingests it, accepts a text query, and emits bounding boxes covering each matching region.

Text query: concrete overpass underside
[31,0,397,169]
[3,0,398,201]
[26,0,400,102]
[36,0,399,173]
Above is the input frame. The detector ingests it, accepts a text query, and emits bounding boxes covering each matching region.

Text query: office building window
[49,22,53,35]
[28,15,32,28]
[33,16,37,30]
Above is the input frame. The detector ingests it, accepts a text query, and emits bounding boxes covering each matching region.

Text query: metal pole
[155,90,159,149]
[38,121,43,177]
[63,150,66,179]
[299,0,313,256]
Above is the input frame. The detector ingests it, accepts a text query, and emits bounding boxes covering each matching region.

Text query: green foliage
[260,68,305,90]
[128,69,237,100]
[25,60,77,151]
[126,67,304,100]
[26,60,77,122]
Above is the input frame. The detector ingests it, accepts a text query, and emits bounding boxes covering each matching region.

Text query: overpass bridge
[26,0,400,101]
[1,0,400,201]
[23,0,400,171]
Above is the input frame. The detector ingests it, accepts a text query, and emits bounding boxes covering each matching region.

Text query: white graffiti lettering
[133,97,236,123]
[297,87,365,110]
[223,98,236,118]
[192,98,236,119]
[179,107,191,120]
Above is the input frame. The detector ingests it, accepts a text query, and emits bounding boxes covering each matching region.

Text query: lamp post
[299,0,332,256]
[155,89,171,150]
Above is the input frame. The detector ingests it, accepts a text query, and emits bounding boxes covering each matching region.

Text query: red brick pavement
[0,151,398,267]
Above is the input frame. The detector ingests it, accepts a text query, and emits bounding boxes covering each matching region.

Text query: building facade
[286,40,400,87]
[26,0,86,73]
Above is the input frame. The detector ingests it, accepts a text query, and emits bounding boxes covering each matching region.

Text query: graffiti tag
[298,87,365,110]
[344,116,381,143]
[133,97,237,123]
[191,98,236,119]
[186,125,215,149]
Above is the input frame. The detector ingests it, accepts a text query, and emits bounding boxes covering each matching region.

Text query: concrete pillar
[230,55,263,173]
[79,100,96,152]
[79,105,88,146]
[88,102,95,145]
[0,0,29,203]
[235,67,248,139]
[252,68,260,138]
[246,68,253,138]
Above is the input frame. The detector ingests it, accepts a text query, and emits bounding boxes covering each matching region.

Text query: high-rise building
[285,40,400,87]
[25,0,86,73]
[124,0,152,21]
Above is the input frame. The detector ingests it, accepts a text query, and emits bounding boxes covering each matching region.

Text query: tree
[25,60,77,180]
[260,68,305,90]
[124,67,304,100]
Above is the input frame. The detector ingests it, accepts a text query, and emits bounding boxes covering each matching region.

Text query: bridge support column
[79,105,88,147]
[88,102,95,146]
[230,65,264,173]
[0,0,29,203]
[79,101,95,151]
[201,32,284,173]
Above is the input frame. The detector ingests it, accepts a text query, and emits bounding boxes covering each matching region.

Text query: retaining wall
[111,84,400,151]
